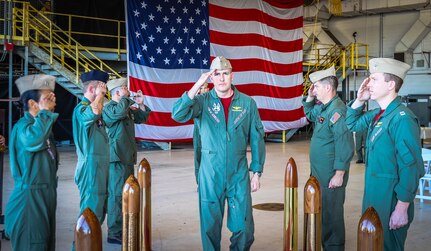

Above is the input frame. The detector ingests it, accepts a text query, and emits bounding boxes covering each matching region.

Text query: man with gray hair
[172,56,266,251]
[103,77,151,244]
[303,66,354,251]
[73,69,110,225]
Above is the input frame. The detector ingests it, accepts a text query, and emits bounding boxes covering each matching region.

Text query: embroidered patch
[375,121,383,128]
[212,103,221,114]
[330,112,341,124]
[234,109,247,125]
[81,101,89,105]
[207,107,220,123]
[400,111,406,116]
[318,116,325,124]
[371,128,382,142]
[232,106,242,112]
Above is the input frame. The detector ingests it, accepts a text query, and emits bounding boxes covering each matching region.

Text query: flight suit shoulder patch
[330,112,341,124]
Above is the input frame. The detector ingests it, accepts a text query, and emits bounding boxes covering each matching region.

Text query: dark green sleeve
[171,92,203,123]
[103,97,134,125]
[302,97,318,122]
[18,110,58,152]
[331,109,354,170]
[392,115,425,202]
[131,105,151,124]
[345,101,373,134]
[248,99,266,173]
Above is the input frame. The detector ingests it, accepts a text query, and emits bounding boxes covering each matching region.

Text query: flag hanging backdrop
[126,0,307,141]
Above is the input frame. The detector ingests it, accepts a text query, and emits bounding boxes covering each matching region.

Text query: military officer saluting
[172,56,266,251]
[303,66,354,251]
[346,58,425,251]
[72,69,110,225]
[5,74,59,250]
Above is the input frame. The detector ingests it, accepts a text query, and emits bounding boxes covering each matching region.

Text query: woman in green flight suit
[5,74,58,251]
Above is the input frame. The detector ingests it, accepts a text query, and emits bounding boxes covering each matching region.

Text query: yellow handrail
[8,1,121,86]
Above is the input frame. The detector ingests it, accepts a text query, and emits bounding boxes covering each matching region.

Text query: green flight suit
[303,96,354,251]
[193,118,202,184]
[355,130,366,162]
[172,86,266,251]
[5,110,59,251]
[73,97,109,224]
[346,97,425,251]
[103,97,151,238]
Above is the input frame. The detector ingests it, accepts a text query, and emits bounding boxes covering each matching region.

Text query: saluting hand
[357,77,371,102]
[39,92,56,111]
[133,90,145,105]
[197,69,216,88]
[95,83,107,97]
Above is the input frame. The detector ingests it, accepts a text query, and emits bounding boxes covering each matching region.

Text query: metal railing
[1,0,122,85]
[302,42,369,95]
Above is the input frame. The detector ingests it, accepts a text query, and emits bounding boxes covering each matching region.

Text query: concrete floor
[1,134,431,251]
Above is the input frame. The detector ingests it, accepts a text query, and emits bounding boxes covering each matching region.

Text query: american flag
[126,0,307,141]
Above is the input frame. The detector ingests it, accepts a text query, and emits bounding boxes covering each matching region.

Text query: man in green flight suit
[172,56,266,251]
[73,69,110,225]
[346,58,424,251]
[5,74,58,251]
[303,66,354,251]
[103,78,151,244]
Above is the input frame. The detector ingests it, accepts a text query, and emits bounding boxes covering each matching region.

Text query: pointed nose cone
[285,157,298,188]
[304,176,321,214]
[357,207,384,251]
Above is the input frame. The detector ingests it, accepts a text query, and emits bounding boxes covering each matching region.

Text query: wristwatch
[253,171,262,177]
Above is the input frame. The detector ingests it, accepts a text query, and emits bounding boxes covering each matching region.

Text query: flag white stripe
[210,18,302,42]
[262,117,309,132]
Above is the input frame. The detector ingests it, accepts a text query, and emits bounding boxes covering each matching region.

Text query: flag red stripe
[146,112,194,126]
[210,30,303,53]
[130,76,303,99]
[263,0,304,9]
[209,4,303,30]
[230,58,303,75]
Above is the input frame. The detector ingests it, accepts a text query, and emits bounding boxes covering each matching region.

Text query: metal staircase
[1,1,121,99]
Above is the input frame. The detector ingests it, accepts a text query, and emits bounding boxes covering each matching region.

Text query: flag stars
[171,48,176,54]
[203,58,208,65]
[134,9,140,17]
[141,44,148,51]
[141,1,147,9]
[156,26,162,33]
[164,57,170,65]
[163,37,169,44]
[201,0,206,6]
[190,0,194,3]
[156,47,162,54]
[195,8,201,15]
[201,20,207,26]
[148,13,155,21]
[183,7,188,14]
[156,5,162,12]
[177,0,182,3]
[190,57,195,64]
[202,38,208,45]
[183,47,189,54]
[176,17,182,24]
[189,17,194,24]
[170,6,176,13]
[183,27,188,33]
[163,16,169,23]
[140,22,147,30]
[177,37,183,44]
[135,31,141,38]
[190,37,195,44]
[170,27,176,34]
[195,27,201,34]
[178,58,183,64]
[196,47,202,54]
[149,56,155,63]
[137,52,142,60]
[148,35,155,42]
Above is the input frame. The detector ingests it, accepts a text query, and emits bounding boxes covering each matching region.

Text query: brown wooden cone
[304,176,321,214]
[303,176,322,251]
[285,157,298,188]
[125,175,140,251]
[122,175,132,251]
[138,158,152,251]
[357,207,384,251]
[75,208,102,251]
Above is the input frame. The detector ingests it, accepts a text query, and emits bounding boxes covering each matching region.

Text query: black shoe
[356,159,364,164]
[107,235,122,245]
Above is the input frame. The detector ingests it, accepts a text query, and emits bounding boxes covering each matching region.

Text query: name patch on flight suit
[233,109,247,125]
[207,106,220,123]
[330,112,341,124]
[371,127,382,142]
[375,122,383,128]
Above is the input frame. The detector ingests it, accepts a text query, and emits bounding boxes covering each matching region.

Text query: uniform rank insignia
[212,103,221,114]
[232,106,242,112]
[330,112,341,124]
[81,101,89,105]
[318,116,325,123]
[400,111,406,116]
